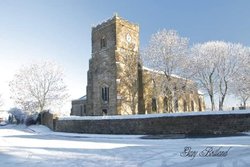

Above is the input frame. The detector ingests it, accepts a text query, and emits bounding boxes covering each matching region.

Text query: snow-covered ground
[1,125,250,167]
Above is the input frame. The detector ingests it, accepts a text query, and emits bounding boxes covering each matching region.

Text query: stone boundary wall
[41,112,250,135]
[40,111,57,131]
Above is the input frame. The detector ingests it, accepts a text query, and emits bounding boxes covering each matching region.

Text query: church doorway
[102,109,108,115]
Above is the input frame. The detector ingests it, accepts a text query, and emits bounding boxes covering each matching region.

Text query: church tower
[86,15,140,115]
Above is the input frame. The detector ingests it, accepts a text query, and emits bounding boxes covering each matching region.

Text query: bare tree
[190,41,221,111]
[233,48,250,108]
[217,43,249,110]
[234,80,250,109]
[142,29,189,112]
[9,61,69,113]
[191,41,249,111]
[0,94,3,107]
[8,107,27,124]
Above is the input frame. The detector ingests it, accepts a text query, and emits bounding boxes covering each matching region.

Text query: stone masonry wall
[87,16,117,116]
[41,111,57,131]
[51,113,250,135]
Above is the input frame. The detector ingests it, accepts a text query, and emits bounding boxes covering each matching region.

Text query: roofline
[142,66,185,80]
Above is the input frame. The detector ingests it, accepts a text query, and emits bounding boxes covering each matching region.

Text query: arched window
[101,86,109,102]
[152,98,157,112]
[183,99,187,111]
[191,101,194,111]
[102,109,107,115]
[164,96,168,112]
[84,104,86,114]
[80,105,83,116]
[100,37,107,49]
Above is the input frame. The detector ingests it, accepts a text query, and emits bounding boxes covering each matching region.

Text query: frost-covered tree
[0,94,3,107]
[190,42,221,111]
[191,41,249,111]
[143,29,189,77]
[9,61,69,113]
[142,29,190,112]
[8,107,27,124]
[234,78,250,109]
[217,43,249,110]
[233,48,250,108]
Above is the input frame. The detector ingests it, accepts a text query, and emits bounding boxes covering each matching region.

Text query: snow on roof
[59,109,250,121]
[142,66,163,74]
[142,66,183,79]
[72,95,86,102]
[79,95,87,100]
[198,90,204,95]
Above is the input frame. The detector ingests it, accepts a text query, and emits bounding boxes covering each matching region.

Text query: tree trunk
[240,96,249,110]
[243,100,247,109]
[219,100,222,111]
[219,78,228,111]
[219,95,226,111]
[209,94,215,111]
[208,71,215,111]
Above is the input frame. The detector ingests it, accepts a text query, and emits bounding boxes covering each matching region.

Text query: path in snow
[1,125,250,167]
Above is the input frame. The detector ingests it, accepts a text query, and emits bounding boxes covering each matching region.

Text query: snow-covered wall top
[58,110,250,121]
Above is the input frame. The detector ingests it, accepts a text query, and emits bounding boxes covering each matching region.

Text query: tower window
[101,87,109,102]
[100,37,107,49]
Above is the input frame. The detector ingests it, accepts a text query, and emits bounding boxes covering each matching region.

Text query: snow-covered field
[1,125,250,167]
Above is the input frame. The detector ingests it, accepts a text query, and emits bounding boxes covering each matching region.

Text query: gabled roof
[72,95,86,102]
[79,95,87,100]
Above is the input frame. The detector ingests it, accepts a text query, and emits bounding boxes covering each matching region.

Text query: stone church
[71,15,205,116]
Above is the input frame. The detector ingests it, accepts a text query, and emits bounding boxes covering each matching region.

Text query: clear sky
[0,0,250,112]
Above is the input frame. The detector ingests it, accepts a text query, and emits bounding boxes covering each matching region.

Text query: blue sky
[0,0,250,112]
